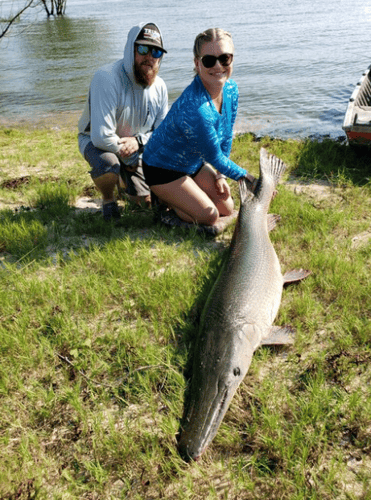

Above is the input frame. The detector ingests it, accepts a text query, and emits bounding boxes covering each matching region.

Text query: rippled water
[1,0,371,138]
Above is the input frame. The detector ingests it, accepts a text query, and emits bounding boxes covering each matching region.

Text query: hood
[123,22,165,84]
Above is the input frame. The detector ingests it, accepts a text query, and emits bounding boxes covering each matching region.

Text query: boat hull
[343,64,371,146]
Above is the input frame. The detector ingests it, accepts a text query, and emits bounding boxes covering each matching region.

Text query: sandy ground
[2,179,370,250]
[74,196,102,213]
[285,178,371,249]
[72,181,371,249]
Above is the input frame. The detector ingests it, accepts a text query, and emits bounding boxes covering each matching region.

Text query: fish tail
[259,147,287,189]
[239,148,287,205]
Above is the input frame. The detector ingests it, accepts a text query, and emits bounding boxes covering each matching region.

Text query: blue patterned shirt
[143,75,246,181]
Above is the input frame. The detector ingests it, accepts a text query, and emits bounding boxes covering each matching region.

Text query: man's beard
[134,61,159,87]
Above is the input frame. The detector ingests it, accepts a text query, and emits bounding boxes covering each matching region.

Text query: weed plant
[0,125,370,499]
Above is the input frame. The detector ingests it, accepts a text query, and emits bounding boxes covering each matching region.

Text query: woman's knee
[218,196,234,217]
[194,205,219,225]
[151,179,219,225]
[172,202,219,225]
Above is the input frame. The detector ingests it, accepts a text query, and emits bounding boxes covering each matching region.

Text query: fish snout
[177,438,202,462]
[177,369,245,461]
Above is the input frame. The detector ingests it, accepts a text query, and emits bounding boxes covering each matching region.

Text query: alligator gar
[178,148,310,461]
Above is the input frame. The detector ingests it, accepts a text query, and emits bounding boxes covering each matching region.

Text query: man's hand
[118,137,139,159]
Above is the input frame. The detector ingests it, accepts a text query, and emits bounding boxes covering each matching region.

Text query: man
[78,22,168,221]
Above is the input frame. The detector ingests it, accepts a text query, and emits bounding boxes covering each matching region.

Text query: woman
[142,28,256,228]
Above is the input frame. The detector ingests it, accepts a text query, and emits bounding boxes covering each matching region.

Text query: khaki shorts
[83,141,150,197]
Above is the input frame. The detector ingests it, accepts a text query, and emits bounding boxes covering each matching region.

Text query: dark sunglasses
[201,53,233,69]
[136,44,164,59]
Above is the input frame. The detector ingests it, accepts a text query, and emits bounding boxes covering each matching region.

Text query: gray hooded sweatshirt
[78,22,168,167]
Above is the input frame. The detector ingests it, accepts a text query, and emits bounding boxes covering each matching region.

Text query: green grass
[0,124,371,499]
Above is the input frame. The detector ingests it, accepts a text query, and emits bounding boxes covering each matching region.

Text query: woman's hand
[215,177,231,200]
[245,173,258,193]
[245,173,277,199]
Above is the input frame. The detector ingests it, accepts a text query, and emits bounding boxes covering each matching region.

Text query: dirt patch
[73,197,102,213]
[285,178,342,201]
[1,176,70,189]
[351,230,371,249]
[82,185,98,198]
[0,176,31,189]
[284,179,371,249]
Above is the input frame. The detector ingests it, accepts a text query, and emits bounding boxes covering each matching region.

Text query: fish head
[178,329,254,461]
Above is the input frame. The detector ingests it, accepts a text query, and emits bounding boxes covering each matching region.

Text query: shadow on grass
[294,138,371,186]
[0,202,216,263]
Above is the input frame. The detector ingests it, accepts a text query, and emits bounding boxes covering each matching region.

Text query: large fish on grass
[178,148,310,461]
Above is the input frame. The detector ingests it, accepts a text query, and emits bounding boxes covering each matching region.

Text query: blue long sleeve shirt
[143,75,246,181]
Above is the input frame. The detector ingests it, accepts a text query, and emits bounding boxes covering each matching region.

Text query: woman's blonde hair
[193,28,234,60]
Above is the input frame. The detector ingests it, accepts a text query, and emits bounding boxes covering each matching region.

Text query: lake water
[1,0,371,138]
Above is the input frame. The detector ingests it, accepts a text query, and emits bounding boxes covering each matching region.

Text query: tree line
[0,0,67,39]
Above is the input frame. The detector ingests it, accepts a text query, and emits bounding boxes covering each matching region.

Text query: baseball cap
[135,23,167,53]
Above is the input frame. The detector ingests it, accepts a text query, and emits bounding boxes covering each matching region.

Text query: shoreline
[0,110,346,142]
[0,110,83,131]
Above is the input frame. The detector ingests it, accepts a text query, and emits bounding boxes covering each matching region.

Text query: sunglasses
[200,53,233,69]
[136,44,164,59]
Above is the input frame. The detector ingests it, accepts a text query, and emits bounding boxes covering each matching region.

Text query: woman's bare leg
[151,176,219,226]
[193,163,234,216]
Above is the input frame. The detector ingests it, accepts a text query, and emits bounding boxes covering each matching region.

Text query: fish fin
[260,325,295,345]
[211,210,239,234]
[283,268,311,285]
[238,176,255,205]
[267,213,281,232]
[239,149,287,204]
[259,148,287,189]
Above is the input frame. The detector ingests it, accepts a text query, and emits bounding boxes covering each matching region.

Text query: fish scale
[178,148,308,461]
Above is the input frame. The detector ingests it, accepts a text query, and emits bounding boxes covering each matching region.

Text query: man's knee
[84,142,120,179]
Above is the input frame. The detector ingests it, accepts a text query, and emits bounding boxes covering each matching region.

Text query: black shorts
[142,161,203,187]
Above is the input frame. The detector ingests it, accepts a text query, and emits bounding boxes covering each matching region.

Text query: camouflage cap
[135,23,167,53]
